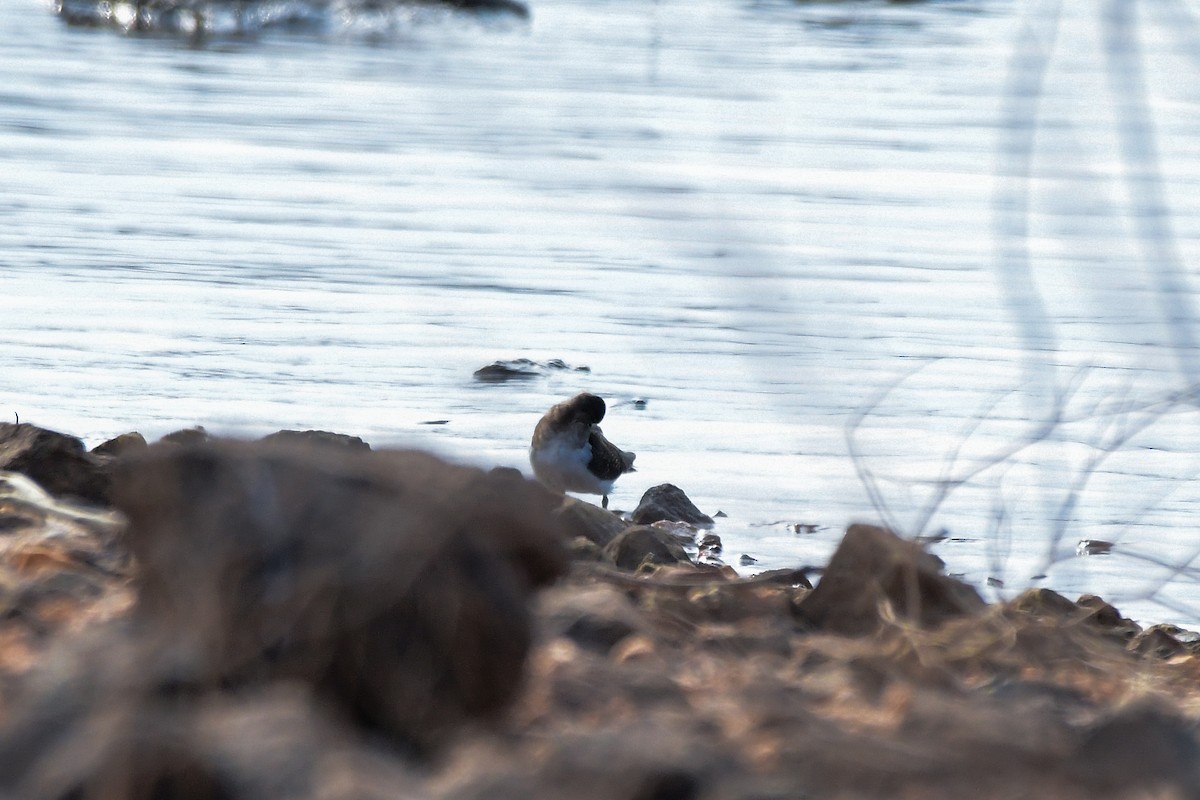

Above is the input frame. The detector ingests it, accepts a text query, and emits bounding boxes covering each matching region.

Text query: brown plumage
[530,392,636,508]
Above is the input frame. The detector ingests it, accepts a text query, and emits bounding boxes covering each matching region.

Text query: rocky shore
[2,421,1200,799]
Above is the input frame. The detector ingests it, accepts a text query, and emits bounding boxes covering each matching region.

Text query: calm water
[3,0,1200,622]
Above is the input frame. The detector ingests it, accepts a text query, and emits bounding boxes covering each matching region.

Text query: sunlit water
[3,0,1200,623]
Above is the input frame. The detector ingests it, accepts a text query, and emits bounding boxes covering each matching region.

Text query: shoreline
[2,420,1200,798]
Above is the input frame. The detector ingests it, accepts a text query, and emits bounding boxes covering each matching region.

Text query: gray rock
[630,484,713,528]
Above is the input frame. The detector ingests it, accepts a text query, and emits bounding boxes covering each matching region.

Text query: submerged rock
[472,358,589,383]
[57,0,530,37]
[108,439,568,753]
[630,484,714,528]
[794,523,985,635]
[0,423,110,506]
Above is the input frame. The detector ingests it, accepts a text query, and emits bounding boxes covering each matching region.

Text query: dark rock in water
[159,426,208,446]
[108,439,568,753]
[440,0,529,16]
[57,0,530,36]
[554,496,629,549]
[603,525,692,571]
[794,524,985,636]
[1076,539,1114,556]
[630,484,714,528]
[472,358,589,383]
[90,432,148,458]
[260,429,371,451]
[0,423,110,506]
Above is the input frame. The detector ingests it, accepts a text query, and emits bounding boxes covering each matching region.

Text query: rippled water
[4,0,1200,622]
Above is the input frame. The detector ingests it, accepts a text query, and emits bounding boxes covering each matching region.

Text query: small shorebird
[530,392,636,509]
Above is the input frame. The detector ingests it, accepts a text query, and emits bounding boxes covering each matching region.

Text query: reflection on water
[2,0,1200,622]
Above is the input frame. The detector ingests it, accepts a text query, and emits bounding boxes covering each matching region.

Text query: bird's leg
[602,494,609,509]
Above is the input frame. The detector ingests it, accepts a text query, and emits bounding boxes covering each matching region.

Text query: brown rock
[0,424,110,506]
[0,666,426,800]
[1130,626,1187,659]
[109,439,569,753]
[259,430,371,451]
[538,584,646,654]
[603,525,692,571]
[630,484,714,528]
[90,431,148,458]
[1075,701,1200,798]
[794,524,986,636]
[554,496,629,549]
[159,426,208,446]
[1007,588,1080,619]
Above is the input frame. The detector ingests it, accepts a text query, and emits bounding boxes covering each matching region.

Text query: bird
[529,392,636,509]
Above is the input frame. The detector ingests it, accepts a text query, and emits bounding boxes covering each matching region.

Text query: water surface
[4,0,1200,622]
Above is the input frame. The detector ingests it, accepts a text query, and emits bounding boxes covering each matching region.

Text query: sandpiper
[530,392,636,509]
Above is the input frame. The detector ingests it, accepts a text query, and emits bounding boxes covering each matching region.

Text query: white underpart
[530,433,613,496]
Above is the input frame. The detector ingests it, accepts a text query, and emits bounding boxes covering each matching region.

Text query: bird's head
[570,392,607,425]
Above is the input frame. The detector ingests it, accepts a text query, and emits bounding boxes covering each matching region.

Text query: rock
[109,439,569,753]
[1076,594,1142,642]
[752,568,815,590]
[1007,588,1080,619]
[159,426,208,445]
[0,665,425,800]
[554,496,629,549]
[259,429,371,451]
[630,484,714,528]
[1076,539,1114,556]
[0,424,110,506]
[538,584,646,654]
[1075,701,1200,797]
[0,471,132,679]
[90,432,147,458]
[1130,626,1187,659]
[794,524,986,636]
[472,358,589,383]
[603,526,692,571]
